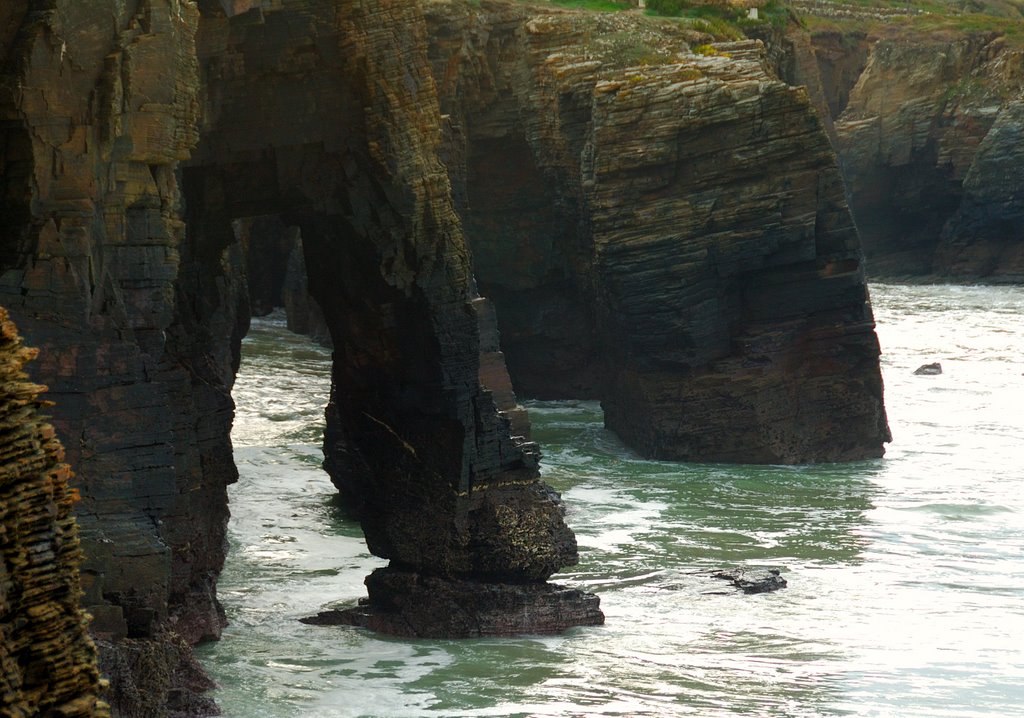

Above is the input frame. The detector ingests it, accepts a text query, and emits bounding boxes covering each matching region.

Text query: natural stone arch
[185,0,600,633]
[424,5,891,464]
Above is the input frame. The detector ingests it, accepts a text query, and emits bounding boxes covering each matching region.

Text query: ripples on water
[199,286,1024,717]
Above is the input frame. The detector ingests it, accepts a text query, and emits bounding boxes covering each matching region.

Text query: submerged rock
[914,362,943,376]
[300,567,604,638]
[709,569,788,595]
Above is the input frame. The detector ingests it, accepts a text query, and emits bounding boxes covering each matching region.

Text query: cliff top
[485,0,1024,46]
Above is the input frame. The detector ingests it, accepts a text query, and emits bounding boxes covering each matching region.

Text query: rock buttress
[588,56,890,463]
[0,307,109,718]
[425,4,890,463]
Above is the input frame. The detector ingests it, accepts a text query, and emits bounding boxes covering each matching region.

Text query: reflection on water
[200,288,1024,717]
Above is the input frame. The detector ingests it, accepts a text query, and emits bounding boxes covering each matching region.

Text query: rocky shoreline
[2,0,1020,714]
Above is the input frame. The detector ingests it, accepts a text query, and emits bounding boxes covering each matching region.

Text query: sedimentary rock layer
[819,29,1024,280]
[5,1,600,710]
[426,3,890,462]
[1,1,235,713]
[189,0,580,585]
[1,0,899,713]
[0,308,108,718]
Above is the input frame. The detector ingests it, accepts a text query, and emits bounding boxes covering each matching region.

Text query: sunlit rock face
[0,308,109,718]
[425,4,890,463]
[823,32,1024,281]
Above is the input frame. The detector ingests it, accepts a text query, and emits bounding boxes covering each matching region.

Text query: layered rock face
[0,308,109,717]
[190,1,588,620]
[426,4,890,462]
[2,0,896,713]
[2,1,234,714]
[4,0,598,703]
[818,30,1024,280]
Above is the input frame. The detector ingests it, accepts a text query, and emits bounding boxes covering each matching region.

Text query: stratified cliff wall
[189,0,581,587]
[2,1,233,714]
[3,0,596,711]
[3,0,894,713]
[1,308,109,718]
[798,22,1024,281]
[425,2,890,463]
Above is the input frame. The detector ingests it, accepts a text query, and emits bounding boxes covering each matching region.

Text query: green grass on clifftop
[549,0,632,10]
[794,0,1024,45]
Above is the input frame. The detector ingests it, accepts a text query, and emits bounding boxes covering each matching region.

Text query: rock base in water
[300,568,604,638]
[709,569,788,595]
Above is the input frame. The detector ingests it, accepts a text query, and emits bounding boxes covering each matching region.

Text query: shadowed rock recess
[2,0,890,714]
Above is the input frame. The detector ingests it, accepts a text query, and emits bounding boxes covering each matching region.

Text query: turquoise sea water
[197,284,1024,717]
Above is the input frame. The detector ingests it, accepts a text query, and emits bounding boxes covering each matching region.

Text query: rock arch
[1,0,893,714]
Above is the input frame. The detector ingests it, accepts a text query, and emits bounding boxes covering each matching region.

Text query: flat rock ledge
[300,568,604,638]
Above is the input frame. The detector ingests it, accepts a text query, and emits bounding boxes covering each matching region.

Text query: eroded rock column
[425,6,890,464]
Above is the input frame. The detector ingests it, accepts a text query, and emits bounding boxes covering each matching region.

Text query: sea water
[197,284,1024,717]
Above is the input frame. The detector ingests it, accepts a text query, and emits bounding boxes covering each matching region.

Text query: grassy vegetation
[640,0,791,39]
[548,0,632,10]
[799,0,1024,45]
[511,0,1024,46]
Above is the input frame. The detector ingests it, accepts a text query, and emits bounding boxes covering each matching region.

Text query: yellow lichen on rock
[0,307,109,718]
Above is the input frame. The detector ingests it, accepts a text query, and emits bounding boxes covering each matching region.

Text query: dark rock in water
[914,362,943,376]
[709,569,788,595]
[300,567,604,638]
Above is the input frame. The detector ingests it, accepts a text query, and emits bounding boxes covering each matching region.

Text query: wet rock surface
[301,567,604,638]
[708,569,788,595]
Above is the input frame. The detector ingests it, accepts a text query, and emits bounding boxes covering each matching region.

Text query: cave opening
[847,158,964,276]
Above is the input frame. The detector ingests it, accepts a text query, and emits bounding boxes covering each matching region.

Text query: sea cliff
[1,1,895,714]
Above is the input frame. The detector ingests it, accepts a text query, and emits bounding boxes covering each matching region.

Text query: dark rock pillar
[586,55,891,463]
[425,5,890,465]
